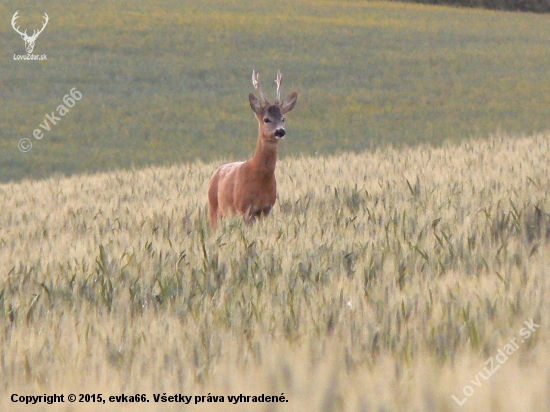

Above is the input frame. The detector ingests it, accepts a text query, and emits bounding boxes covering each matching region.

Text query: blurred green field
[2,0,550,182]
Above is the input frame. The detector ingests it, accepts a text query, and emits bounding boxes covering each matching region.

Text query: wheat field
[1,132,550,411]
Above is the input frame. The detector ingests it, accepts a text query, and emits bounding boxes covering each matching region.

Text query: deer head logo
[11,11,49,54]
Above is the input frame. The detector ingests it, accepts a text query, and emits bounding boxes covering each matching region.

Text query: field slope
[1,132,549,411]
[2,0,550,182]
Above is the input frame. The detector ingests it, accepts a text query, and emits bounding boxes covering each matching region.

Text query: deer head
[249,70,298,143]
[12,11,49,54]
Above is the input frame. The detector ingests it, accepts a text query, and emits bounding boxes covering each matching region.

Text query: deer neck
[250,132,278,174]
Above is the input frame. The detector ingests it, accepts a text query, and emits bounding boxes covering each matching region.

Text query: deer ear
[280,92,297,114]
[249,93,263,115]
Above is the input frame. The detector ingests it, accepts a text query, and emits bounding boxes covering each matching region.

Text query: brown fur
[208,84,297,227]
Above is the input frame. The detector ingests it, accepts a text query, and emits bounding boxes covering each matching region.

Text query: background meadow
[1,0,550,182]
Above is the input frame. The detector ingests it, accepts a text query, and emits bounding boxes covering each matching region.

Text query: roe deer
[208,70,298,227]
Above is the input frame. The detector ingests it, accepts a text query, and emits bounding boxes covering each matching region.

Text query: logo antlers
[11,11,49,54]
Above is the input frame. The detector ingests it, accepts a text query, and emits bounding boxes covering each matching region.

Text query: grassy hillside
[2,0,550,182]
[1,132,549,411]
[399,0,550,14]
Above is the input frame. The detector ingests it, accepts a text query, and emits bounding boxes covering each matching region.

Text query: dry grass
[1,132,550,411]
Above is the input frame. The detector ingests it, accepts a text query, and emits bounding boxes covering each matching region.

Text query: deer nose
[275,129,286,138]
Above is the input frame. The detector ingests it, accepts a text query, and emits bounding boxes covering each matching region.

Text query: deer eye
[282,117,285,122]
[263,118,270,123]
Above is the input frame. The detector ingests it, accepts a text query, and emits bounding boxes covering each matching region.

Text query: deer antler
[11,11,28,38]
[29,13,49,41]
[274,70,283,104]
[252,70,270,106]
[11,12,48,41]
